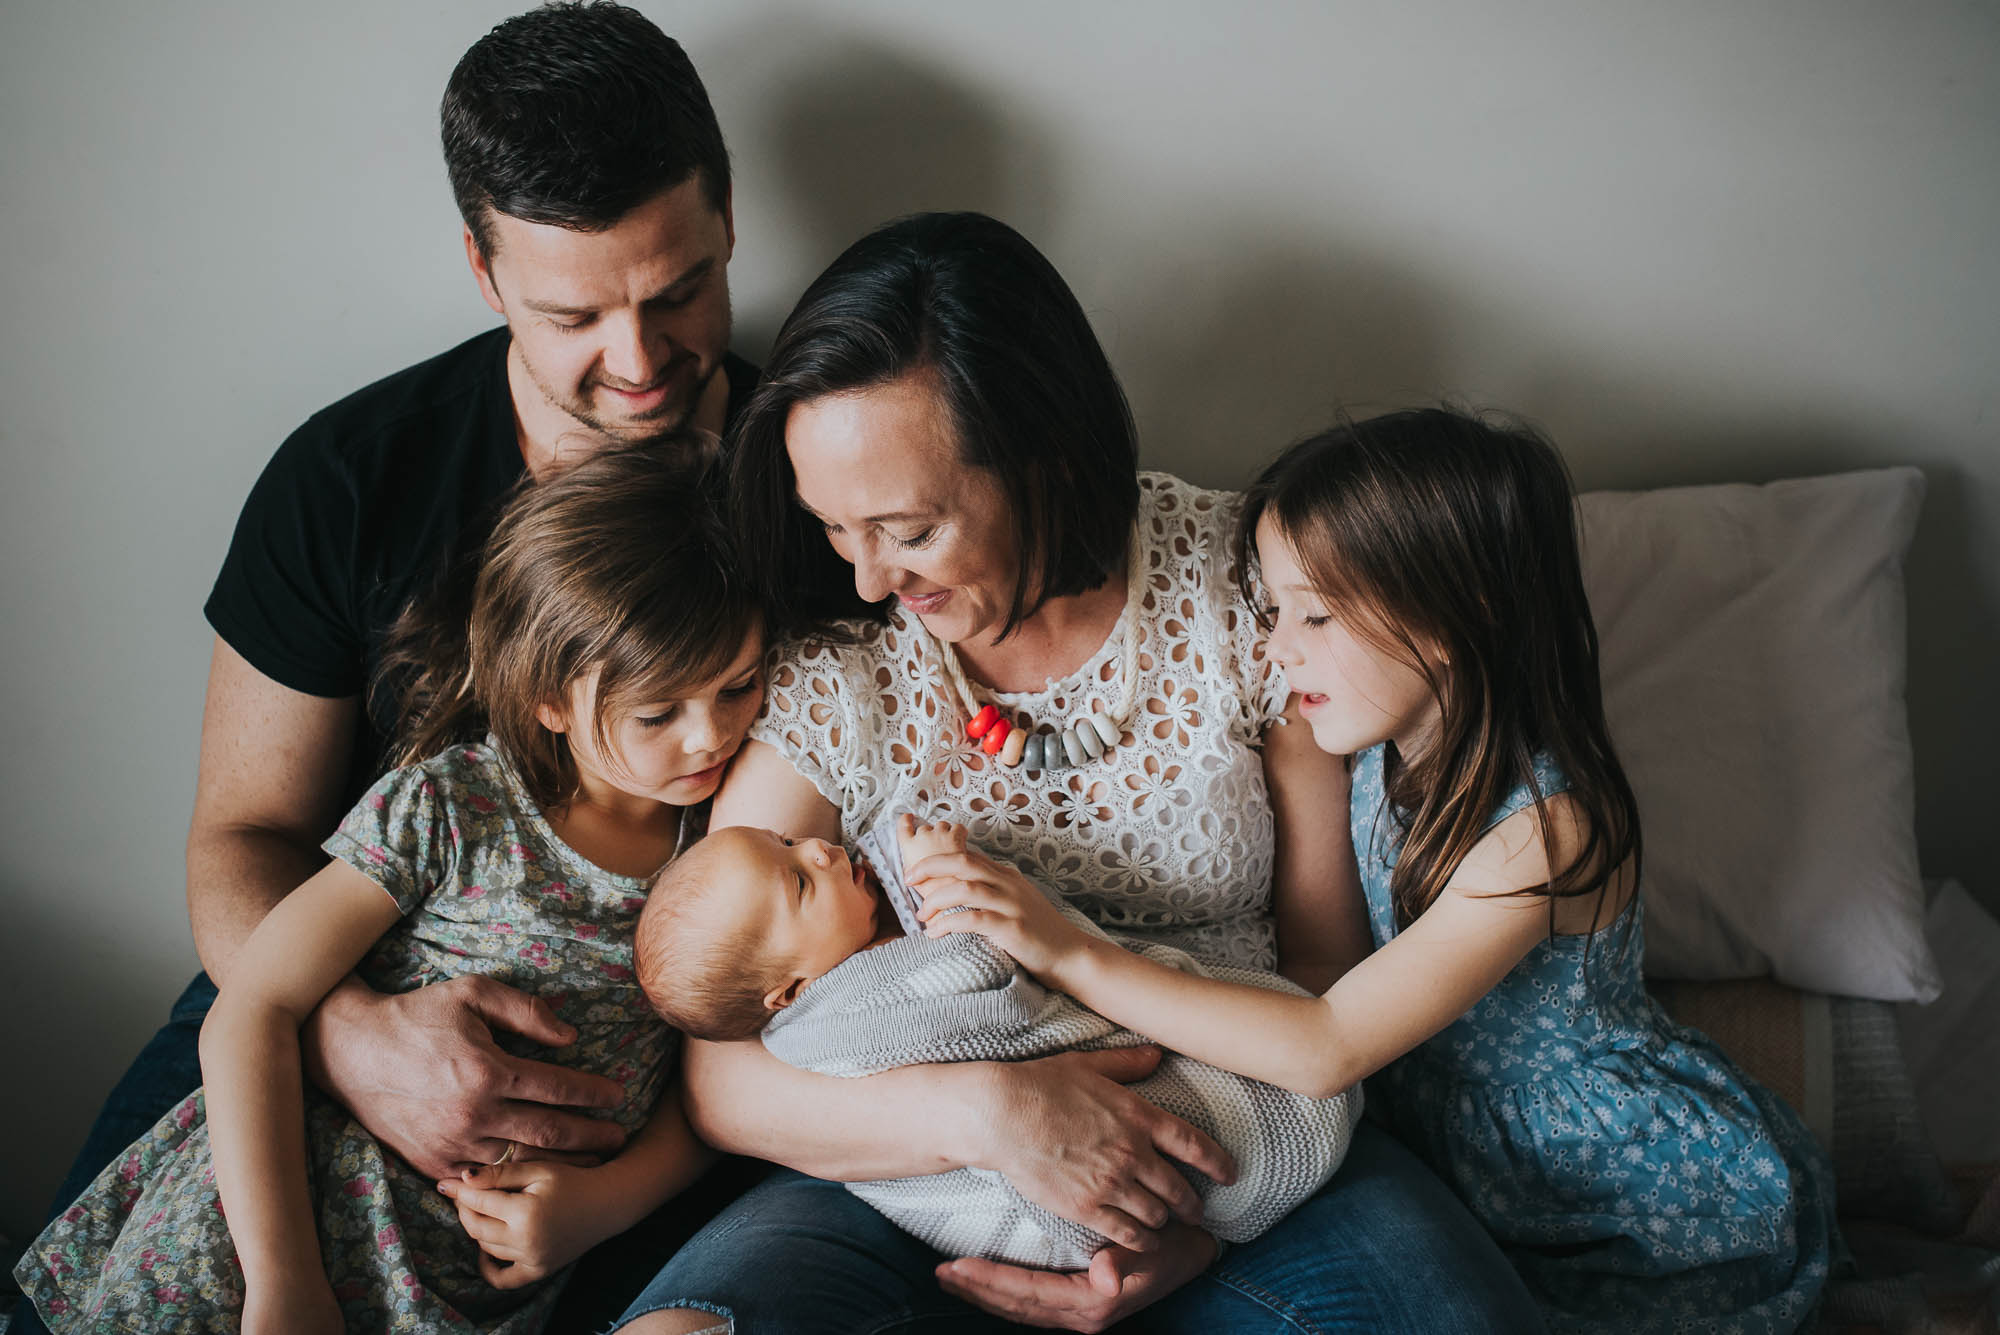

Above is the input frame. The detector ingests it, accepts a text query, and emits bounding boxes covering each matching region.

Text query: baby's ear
[763,974,810,1013]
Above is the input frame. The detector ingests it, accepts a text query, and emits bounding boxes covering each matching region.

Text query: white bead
[1074,720,1105,759]
[1061,728,1089,766]
[1088,710,1120,748]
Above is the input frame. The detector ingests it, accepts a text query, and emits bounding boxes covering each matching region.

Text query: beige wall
[2,0,1994,1241]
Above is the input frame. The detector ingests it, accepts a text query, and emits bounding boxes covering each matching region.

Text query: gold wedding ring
[488,1140,519,1167]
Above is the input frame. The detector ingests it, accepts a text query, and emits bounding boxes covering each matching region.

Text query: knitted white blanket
[760,824,1360,1269]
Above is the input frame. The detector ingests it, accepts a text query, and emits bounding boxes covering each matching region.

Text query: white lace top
[751,473,1291,970]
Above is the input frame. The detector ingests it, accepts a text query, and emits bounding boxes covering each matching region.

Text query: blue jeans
[618,1121,1544,1334]
[9,972,746,1335]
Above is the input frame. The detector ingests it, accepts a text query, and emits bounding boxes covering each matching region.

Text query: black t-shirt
[204,327,759,796]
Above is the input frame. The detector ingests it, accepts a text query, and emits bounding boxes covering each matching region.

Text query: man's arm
[186,635,625,1179]
[185,636,355,982]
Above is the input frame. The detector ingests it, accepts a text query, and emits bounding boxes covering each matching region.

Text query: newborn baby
[635,816,1359,1269]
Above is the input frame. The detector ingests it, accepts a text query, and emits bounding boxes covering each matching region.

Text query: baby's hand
[895,813,968,868]
[906,838,1090,983]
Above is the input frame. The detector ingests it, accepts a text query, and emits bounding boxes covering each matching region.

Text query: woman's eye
[891,527,936,550]
[1301,614,1333,629]
[722,677,761,698]
[636,710,676,728]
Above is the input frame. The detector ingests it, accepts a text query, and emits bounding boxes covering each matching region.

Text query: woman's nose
[852,546,904,605]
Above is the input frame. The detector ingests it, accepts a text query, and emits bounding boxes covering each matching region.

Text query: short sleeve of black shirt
[205,329,523,777]
[204,333,760,788]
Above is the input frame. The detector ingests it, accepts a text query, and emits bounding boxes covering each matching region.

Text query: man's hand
[977,1047,1235,1254]
[938,1222,1219,1331]
[302,974,627,1180]
[437,1159,633,1289]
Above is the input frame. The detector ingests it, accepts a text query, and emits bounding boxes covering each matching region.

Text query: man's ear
[464,223,504,316]
[763,974,808,1013]
[533,700,571,734]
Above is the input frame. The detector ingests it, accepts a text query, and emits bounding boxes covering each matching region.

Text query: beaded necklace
[920,524,1146,773]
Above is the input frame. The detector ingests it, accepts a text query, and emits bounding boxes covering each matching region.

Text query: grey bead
[1023,734,1045,770]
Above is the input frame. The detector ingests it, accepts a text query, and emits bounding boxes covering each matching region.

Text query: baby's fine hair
[379,439,760,812]
[637,831,788,1042]
[1238,407,1642,935]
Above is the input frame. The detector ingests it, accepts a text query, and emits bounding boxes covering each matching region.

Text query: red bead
[966,704,1001,739]
[980,718,1012,754]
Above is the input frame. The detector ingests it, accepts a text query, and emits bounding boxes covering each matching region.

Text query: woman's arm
[926,801,1581,1100]
[198,858,406,1331]
[1262,699,1373,993]
[700,739,1233,1250]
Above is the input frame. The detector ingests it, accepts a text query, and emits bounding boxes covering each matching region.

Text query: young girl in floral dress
[15,445,764,1334]
[913,408,1841,1332]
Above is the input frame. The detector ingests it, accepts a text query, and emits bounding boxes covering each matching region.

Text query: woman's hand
[938,1222,1219,1331]
[438,1158,633,1289]
[907,842,1092,981]
[976,1047,1235,1253]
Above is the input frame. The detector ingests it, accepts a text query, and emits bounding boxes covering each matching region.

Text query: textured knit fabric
[15,743,682,1334]
[762,871,1358,1270]
[750,472,1292,971]
[1353,744,1840,1333]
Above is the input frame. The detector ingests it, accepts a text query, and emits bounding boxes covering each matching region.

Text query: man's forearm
[186,822,333,987]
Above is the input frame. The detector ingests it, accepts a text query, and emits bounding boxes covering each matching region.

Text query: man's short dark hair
[729,211,1142,641]
[442,1,730,254]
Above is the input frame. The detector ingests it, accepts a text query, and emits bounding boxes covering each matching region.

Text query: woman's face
[785,370,1021,646]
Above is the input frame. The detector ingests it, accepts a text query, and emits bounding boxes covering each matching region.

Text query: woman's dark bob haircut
[729,211,1140,639]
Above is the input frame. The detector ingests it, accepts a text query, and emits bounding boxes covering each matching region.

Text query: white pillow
[1577,468,1940,1003]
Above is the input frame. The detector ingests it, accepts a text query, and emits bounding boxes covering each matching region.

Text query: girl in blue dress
[911,407,1840,1332]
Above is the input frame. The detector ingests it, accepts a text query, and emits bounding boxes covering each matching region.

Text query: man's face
[468,175,734,446]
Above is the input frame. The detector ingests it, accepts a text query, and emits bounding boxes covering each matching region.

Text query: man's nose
[600,312,663,388]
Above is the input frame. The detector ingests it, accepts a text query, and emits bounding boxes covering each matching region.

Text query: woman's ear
[534,700,571,734]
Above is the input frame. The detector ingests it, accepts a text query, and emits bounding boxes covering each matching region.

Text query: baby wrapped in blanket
[635,815,1359,1269]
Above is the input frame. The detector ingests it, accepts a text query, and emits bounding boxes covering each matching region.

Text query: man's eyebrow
[519,258,715,318]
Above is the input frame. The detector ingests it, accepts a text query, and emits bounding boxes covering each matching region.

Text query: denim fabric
[617,1121,1544,1334]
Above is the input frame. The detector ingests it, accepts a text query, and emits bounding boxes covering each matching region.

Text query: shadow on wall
[0,875,196,1242]
[703,15,1995,907]
[707,17,1065,355]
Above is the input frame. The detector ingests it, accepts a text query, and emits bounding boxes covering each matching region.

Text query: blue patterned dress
[15,742,682,1334]
[1351,744,1838,1333]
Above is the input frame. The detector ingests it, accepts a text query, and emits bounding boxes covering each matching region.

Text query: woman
[617,213,1542,1333]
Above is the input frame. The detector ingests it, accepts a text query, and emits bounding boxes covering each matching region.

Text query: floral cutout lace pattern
[752,473,1291,970]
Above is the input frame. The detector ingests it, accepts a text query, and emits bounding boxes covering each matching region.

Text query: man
[22,5,753,1331]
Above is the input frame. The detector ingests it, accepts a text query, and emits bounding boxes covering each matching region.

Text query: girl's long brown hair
[1239,408,1641,939]
[374,440,760,812]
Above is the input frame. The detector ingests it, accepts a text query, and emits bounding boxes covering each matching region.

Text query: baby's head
[637,827,888,1041]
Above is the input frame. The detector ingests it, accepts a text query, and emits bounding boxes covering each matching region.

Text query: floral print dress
[15,742,681,1334]
[1352,744,1839,1333]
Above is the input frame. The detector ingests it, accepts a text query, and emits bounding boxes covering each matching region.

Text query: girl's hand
[907,844,1090,981]
[241,1275,344,1335]
[437,1158,631,1289]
